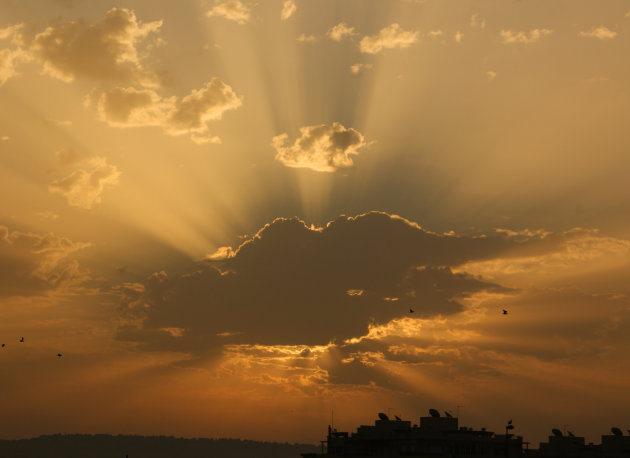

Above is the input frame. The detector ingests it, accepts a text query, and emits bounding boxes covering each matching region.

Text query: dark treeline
[0,434,320,458]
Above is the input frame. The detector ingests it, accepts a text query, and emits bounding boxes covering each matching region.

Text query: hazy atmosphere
[1,0,630,446]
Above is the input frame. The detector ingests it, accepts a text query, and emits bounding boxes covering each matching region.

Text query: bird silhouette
[409,308,415,313]
[57,353,63,358]
[502,309,508,315]
[19,337,24,342]
[1,343,5,348]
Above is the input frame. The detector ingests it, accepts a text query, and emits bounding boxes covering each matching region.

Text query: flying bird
[19,337,24,342]
[409,308,415,313]
[1,344,5,348]
[57,353,63,358]
[502,309,508,315]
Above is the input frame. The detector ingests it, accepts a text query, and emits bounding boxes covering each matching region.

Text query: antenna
[331,409,334,430]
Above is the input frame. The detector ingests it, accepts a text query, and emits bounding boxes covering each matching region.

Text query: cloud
[31,8,163,86]
[349,63,372,75]
[0,226,90,298]
[360,23,419,54]
[280,0,296,21]
[116,211,595,358]
[578,26,617,40]
[0,24,30,86]
[486,70,496,81]
[500,28,552,44]
[207,1,252,25]
[272,122,366,172]
[297,33,317,43]
[427,30,442,39]
[48,156,120,209]
[470,13,486,29]
[328,22,356,41]
[454,31,464,43]
[96,78,242,142]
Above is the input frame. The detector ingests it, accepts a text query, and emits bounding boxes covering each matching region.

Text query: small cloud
[35,211,60,220]
[360,23,419,54]
[454,31,464,43]
[280,0,296,21]
[0,225,90,297]
[500,29,552,44]
[349,63,372,75]
[55,147,81,165]
[96,78,242,143]
[346,289,364,296]
[427,30,443,38]
[49,156,120,209]
[1,136,9,141]
[328,22,356,41]
[207,246,236,260]
[32,8,163,86]
[578,26,617,40]
[0,24,31,86]
[160,327,186,337]
[297,33,318,43]
[272,122,366,172]
[486,70,496,81]
[470,13,486,29]
[207,1,252,25]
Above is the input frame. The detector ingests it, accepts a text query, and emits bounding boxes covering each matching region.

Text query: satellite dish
[445,411,453,418]
[611,427,623,436]
[429,409,440,418]
[552,429,563,437]
[378,413,389,421]
[568,431,575,437]
[394,415,402,421]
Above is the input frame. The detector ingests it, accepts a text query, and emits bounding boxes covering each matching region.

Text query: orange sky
[1,0,630,446]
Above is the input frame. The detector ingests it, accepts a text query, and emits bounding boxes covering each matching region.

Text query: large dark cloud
[116,212,580,352]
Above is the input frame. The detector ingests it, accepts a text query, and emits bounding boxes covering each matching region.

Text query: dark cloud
[116,212,575,353]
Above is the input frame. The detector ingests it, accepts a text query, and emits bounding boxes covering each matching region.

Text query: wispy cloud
[579,26,617,40]
[328,22,356,41]
[360,23,419,54]
[280,0,296,21]
[500,28,552,44]
[207,1,252,25]
[49,156,120,210]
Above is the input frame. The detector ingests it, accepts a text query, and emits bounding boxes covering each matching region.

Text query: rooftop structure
[302,412,630,458]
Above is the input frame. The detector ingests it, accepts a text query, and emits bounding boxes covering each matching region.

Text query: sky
[1,0,630,446]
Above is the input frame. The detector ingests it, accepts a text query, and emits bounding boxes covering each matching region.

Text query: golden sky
[1,0,630,446]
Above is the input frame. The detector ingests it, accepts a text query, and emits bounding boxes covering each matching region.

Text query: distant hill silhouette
[0,434,319,458]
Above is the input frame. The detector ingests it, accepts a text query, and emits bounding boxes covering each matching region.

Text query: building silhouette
[303,411,630,458]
